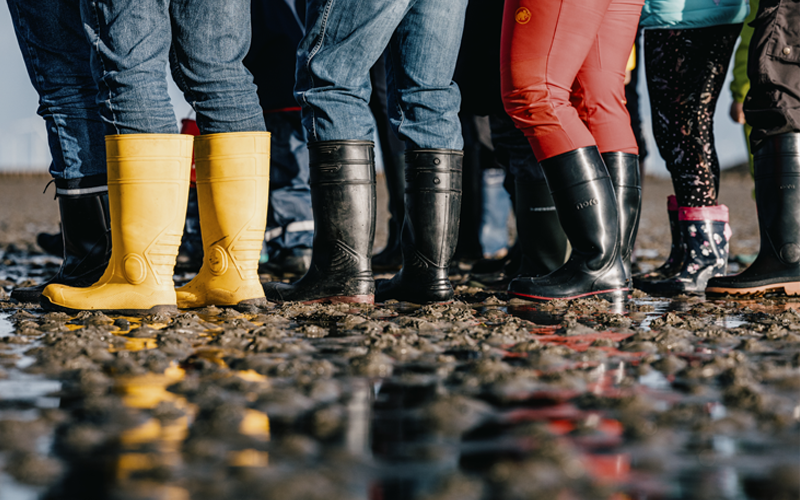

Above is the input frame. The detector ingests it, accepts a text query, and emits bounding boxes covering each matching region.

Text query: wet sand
[0,169,798,500]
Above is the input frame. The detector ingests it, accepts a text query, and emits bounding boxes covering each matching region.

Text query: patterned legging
[644,24,741,207]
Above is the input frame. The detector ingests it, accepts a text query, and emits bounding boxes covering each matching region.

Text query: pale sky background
[0,5,748,177]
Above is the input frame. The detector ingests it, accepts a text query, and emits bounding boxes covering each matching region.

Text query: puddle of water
[1,268,799,499]
[0,472,43,500]
[0,313,13,336]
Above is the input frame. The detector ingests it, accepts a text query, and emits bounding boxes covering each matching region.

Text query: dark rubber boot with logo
[514,179,569,277]
[707,133,800,297]
[603,152,641,286]
[12,178,111,303]
[633,195,685,287]
[508,146,627,302]
[263,141,376,304]
[376,149,462,303]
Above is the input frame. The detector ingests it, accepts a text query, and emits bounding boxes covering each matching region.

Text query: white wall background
[0,6,747,176]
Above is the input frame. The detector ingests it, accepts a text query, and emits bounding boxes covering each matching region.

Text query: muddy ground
[0,171,798,500]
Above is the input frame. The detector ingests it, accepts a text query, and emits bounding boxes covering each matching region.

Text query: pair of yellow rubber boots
[42,132,270,315]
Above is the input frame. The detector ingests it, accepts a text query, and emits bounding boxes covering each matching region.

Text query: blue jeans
[296,0,467,149]
[7,0,106,185]
[264,112,314,256]
[80,0,265,135]
[481,168,512,257]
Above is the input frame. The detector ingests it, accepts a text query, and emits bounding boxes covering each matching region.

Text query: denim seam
[386,39,405,138]
[304,0,336,141]
[87,0,119,134]
[169,45,196,113]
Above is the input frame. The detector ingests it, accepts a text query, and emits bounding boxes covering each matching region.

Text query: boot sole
[510,287,628,302]
[40,296,179,317]
[705,282,800,298]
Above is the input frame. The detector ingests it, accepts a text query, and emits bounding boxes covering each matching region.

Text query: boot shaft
[602,151,642,278]
[753,133,800,266]
[402,149,463,268]
[375,149,463,303]
[57,190,111,272]
[106,134,193,286]
[193,132,271,280]
[540,146,620,273]
[514,179,568,276]
[308,140,376,275]
[678,205,729,276]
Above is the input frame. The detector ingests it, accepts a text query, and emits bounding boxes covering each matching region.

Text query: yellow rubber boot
[42,134,193,315]
[176,132,270,311]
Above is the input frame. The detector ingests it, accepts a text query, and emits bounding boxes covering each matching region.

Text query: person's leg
[44,0,264,313]
[7,0,110,302]
[169,0,265,134]
[454,113,488,263]
[265,0,408,303]
[6,0,106,180]
[500,0,639,301]
[571,0,644,285]
[638,25,740,295]
[500,0,612,161]
[489,112,569,279]
[375,0,468,303]
[644,25,741,208]
[295,0,410,143]
[707,0,800,297]
[169,0,269,310]
[260,111,314,277]
[79,0,177,135]
[369,55,406,272]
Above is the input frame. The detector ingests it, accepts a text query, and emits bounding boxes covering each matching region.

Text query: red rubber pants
[500,0,643,161]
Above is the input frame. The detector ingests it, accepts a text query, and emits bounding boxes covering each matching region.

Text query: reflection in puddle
[0,290,798,499]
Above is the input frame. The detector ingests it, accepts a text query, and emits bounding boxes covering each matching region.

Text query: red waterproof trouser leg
[500,0,643,161]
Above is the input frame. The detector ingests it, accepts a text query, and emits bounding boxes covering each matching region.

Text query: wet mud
[0,172,798,500]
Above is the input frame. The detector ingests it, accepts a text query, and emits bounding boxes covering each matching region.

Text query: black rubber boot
[263,141,376,304]
[507,146,627,302]
[707,133,800,297]
[175,185,204,273]
[36,231,63,258]
[513,179,569,277]
[638,204,730,295]
[602,152,641,285]
[633,195,684,287]
[376,149,463,303]
[372,152,405,272]
[12,188,111,303]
